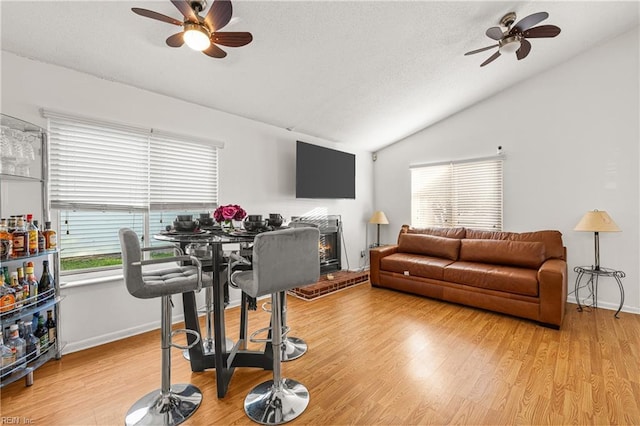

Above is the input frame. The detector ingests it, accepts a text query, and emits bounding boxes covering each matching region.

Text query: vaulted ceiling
[1,1,638,152]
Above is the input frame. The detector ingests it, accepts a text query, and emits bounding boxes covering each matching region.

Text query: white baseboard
[567,295,639,315]
[63,298,245,355]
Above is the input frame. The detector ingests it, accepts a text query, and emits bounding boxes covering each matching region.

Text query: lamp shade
[369,211,389,225]
[574,210,621,232]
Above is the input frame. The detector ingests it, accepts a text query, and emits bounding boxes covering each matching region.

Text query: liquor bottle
[43,221,57,252]
[0,275,16,314]
[38,260,54,301]
[0,334,16,375]
[6,324,26,367]
[34,315,48,349]
[25,264,39,304]
[3,266,10,285]
[7,216,17,233]
[16,319,25,339]
[11,216,28,258]
[26,214,38,255]
[24,321,40,362]
[17,267,29,301]
[9,271,23,310]
[45,310,56,345]
[0,218,12,260]
[34,220,46,254]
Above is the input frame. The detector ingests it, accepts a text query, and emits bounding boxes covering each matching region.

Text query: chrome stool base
[281,337,307,362]
[125,383,202,426]
[244,379,310,425]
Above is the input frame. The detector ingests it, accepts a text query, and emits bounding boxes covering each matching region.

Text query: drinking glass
[12,129,29,177]
[0,125,15,174]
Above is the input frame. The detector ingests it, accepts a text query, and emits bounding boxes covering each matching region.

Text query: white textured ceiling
[1,1,638,152]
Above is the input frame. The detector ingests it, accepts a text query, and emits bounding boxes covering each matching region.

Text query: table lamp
[574,209,621,270]
[369,211,389,247]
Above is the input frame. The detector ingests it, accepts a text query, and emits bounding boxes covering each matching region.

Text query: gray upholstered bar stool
[119,228,210,426]
[276,221,319,361]
[231,227,320,424]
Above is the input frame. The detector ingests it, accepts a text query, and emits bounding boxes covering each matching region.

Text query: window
[43,110,222,273]
[411,157,503,230]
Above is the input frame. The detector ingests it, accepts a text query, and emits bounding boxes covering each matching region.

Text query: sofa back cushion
[399,225,466,241]
[465,229,565,260]
[459,239,547,269]
[398,233,461,261]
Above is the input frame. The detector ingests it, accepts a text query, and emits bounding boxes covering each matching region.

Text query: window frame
[43,109,222,275]
[410,156,503,231]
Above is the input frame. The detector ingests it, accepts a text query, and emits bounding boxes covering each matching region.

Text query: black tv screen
[296,141,356,199]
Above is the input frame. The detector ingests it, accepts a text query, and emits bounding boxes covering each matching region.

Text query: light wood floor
[2,282,639,425]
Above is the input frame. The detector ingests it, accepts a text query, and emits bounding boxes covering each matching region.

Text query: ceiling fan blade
[166,32,184,48]
[171,0,198,22]
[516,39,531,60]
[212,32,253,47]
[131,8,183,26]
[480,51,501,67]
[485,27,503,40]
[524,25,561,38]
[513,11,549,32]
[205,0,233,32]
[203,43,227,58]
[465,44,499,56]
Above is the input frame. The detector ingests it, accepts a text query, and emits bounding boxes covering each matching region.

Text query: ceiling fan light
[184,24,210,51]
[499,36,521,54]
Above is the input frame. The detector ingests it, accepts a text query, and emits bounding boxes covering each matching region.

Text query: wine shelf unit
[1,113,62,388]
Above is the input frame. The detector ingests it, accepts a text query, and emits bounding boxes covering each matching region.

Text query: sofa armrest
[537,258,568,327]
[370,245,398,286]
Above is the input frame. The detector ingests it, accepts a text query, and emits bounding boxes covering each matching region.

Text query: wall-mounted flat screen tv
[296,141,356,199]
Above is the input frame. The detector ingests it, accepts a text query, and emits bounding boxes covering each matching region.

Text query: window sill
[60,269,124,289]
[60,262,175,289]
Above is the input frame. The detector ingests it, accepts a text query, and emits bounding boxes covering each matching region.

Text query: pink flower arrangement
[213,204,247,223]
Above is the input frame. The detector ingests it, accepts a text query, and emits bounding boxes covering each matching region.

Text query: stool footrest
[249,325,290,344]
[170,329,201,350]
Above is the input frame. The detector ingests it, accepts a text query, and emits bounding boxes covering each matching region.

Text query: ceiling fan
[465,11,561,67]
[132,0,252,58]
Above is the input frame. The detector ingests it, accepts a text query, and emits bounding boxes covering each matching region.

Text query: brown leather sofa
[370,225,568,328]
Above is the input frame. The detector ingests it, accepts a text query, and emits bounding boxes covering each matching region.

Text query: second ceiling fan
[132,0,252,58]
[465,11,561,67]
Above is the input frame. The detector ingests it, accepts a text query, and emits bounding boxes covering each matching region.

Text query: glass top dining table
[153,227,272,398]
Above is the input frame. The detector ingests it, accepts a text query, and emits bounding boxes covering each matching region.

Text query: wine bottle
[38,260,54,302]
[34,316,48,349]
[45,310,56,345]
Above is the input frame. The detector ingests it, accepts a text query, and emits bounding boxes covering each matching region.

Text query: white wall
[373,28,640,314]
[1,52,374,353]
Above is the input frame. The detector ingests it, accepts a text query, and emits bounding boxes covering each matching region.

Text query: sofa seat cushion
[443,261,539,297]
[380,253,454,281]
[398,233,461,260]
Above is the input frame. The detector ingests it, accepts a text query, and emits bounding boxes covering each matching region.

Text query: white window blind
[411,157,503,230]
[42,109,222,271]
[150,131,218,211]
[47,116,150,212]
[43,110,220,212]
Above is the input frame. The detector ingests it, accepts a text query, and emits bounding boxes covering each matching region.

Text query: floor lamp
[574,209,621,270]
[369,211,389,247]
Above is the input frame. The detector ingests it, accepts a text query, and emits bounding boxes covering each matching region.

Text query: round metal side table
[573,265,625,318]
